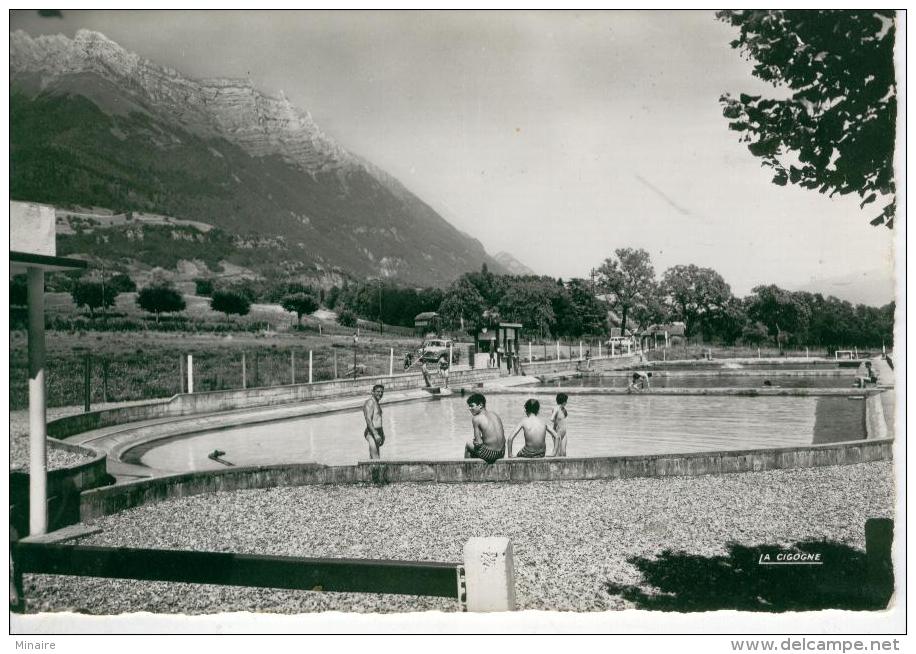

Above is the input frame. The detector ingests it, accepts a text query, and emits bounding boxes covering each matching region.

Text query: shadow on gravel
[605,526,893,612]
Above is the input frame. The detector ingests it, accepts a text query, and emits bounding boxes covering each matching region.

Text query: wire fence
[10,342,420,410]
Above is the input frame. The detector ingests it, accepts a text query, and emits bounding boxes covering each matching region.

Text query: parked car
[419,338,457,363]
[605,336,633,350]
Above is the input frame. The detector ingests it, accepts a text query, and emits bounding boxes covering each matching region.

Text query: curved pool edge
[78,437,895,523]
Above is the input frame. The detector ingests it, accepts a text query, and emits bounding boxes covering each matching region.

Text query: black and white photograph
[7,7,905,641]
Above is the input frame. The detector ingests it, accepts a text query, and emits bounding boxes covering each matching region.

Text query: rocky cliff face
[9,29,508,286]
[10,29,351,173]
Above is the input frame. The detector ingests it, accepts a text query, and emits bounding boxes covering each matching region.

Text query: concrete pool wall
[77,436,893,522]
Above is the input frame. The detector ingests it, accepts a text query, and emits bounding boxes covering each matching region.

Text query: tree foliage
[438,278,486,331]
[336,307,357,328]
[281,292,319,325]
[596,248,656,334]
[71,280,119,316]
[136,283,185,322]
[210,290,251,319]
[660,264,734,339]
[718,10,897,227]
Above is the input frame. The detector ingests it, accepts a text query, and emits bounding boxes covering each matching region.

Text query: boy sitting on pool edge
[464,392,506,463]
[507,398,558,459]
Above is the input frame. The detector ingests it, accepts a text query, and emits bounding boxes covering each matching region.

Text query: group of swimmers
[361,383,569,462]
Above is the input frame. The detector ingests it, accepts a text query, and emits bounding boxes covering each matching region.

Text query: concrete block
[463,537,516,612]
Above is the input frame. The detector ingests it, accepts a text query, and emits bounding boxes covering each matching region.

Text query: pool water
[132,393,866,472]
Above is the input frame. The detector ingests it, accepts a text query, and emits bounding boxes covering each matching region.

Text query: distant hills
[493,251,536,276]
[792,268,896,307]
[9,29,509,287]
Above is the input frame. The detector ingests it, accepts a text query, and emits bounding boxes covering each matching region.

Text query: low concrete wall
[49,367,504,441]
[11,442,109,535]
[523,354,642,377]
[79,438,893,522]
[865,391,889,440]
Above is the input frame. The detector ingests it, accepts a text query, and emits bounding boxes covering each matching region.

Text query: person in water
[548,393,569,457]
[507,398,558,459]
[362,384,385,459]
[464,393,506,463]
[628,371,651,391]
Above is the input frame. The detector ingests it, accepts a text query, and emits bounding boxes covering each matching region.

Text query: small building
[413,311,441,336]
[639,322,687,349]
[474,321,522,371]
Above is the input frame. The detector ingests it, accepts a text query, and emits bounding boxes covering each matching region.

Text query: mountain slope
[9,29,507,286]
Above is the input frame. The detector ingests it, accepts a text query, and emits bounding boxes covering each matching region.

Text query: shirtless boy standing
[363,384,385,459]
[464,393,506,463]
[507,398,558,459]
[548,393,569,457]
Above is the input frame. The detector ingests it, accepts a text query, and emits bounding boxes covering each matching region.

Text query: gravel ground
[10,400,159,471]
[20,461,895,614]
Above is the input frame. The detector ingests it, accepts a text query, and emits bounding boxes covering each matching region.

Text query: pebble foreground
[23,461,894,614]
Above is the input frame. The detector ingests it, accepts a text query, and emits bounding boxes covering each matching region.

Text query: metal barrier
[11,537,516,613]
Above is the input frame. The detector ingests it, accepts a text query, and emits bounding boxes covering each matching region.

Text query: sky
[9,9,899,298]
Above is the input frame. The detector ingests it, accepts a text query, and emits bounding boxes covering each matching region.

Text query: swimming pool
[128,393,866,472]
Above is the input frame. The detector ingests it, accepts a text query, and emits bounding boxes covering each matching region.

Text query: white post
[309,350,314,383]
[579,341,583,360]
[758,347,761,359]
[318,323,322,335]
[291,351,296,384]
[883,343,886,357]
[806,347,809,360]
[855,346,858,359]
[390,347,395,376]
[28,268,48,536]
[528,341,532,363]
[598,341,602,358]
[448,343,453,369]
[627,342,631,356]
[187,354,194,394]
[556,340,560,361]
[665,331,669,348]
[463,537,516,612]
[611,342,615,357]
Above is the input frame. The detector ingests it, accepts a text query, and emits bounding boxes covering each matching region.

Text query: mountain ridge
[9,29,508,286]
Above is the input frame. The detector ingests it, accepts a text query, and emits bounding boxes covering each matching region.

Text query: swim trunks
[469,442,505,464]
[516,445,546,458]
[365,427,385,447]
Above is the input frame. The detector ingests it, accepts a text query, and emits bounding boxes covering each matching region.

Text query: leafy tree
[108,273,137,293]
[596,248,656,334]
[742,321,770,346]
[337,307,357,328]
[498,279,557,337]
[660,265,734,339]
[136,283,186,323]
[210,290,251,319]
[281,292,319,326]
[718,10,897,227]
[745,285,811,345]
[71,280,119,317]
[439,278,486,331]
[194,278,214,297]
[559,278,607,337]
[10,275,27,307]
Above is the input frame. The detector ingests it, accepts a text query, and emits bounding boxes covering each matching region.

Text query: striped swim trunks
[516,445,546,458]
[469,443,505,464]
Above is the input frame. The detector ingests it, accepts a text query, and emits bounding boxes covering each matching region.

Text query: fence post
[463,537,516,612]
[291,351,296,385]
[180,355,185,393]
[102,360,109,403]
[27,268,48,536]
[598,341,601,358]
[309,350,313,383]
[187,354,194,394]
[855,346,859,359]
[83,353,91,412]
[758,347,761,359]
[334,351,338,379]
[556,340,560,361]
[242,353,247,390]
[579,341,583,360]
[253,352,259,387]
[806,347,809,360]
